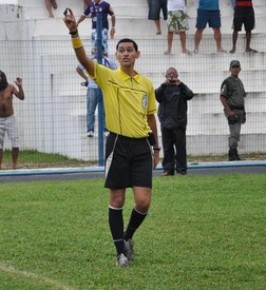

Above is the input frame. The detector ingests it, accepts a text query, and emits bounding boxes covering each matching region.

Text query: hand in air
[15,78,22,86]
[63,8,77,32]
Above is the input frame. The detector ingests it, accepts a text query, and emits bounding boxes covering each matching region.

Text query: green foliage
[0,174,266,290]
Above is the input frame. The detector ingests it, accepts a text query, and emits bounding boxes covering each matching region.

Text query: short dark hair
[0,70,6,78]
[116,38,138,52]
[0,70,8,91]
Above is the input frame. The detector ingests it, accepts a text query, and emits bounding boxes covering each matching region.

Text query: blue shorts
[196,9,221,29]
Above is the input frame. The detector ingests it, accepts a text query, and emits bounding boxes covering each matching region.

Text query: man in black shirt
[155,67,194,175]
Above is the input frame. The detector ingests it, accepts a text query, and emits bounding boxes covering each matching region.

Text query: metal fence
[1,35,266,169]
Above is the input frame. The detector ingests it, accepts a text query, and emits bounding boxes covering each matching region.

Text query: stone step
[14,14,266,40]
[68,104,266,137]
[17,0,266,19]
[1,9,266,41]
[34,49,266,94]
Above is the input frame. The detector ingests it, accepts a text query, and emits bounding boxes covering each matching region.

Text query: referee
[64,9,160,267]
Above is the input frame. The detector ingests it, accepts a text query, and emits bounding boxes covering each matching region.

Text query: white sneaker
[87,131,94,137]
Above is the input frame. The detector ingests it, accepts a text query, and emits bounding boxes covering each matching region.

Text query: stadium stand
[0,0,265,162]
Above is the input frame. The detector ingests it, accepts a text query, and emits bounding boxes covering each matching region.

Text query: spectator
[230,0,257,53]
[164,0,191,55]
[77,0,115,55]
[44,0,57,18]
[220,60,246,161]
[193,0,226,53]
[64,9,160,267]
[76,46,117,137]
[148,0,168,35]
[155,67,194,176]
[0,71,25,170]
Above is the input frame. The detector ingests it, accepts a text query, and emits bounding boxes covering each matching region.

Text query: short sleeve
[220,80,229,98]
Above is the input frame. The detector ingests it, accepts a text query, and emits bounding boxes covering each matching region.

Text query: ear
[136,50,140,59]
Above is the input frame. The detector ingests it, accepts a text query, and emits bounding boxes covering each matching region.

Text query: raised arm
[77,15,86,26]
[13,78,25,100]
[155,83,166,103]
[109,6,116,39]
[64,8,95,77]
[179,82,194,100]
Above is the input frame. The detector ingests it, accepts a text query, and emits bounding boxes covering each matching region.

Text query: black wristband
[153,147,161,151]
[69,30,78,36]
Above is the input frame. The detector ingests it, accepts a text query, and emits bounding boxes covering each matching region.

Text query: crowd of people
[43,0,258,54]
[148,0,257,54]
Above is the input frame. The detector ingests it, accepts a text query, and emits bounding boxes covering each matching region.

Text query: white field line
[0,261,75,290]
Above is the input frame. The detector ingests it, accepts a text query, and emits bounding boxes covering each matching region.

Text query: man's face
[165,68,178,83]
[230,66,241,76]
[115,42,139,67]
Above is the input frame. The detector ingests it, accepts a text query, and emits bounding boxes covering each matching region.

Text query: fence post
[96,10,104,166]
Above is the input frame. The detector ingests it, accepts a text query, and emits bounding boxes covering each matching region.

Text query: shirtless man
[0,71,25,169]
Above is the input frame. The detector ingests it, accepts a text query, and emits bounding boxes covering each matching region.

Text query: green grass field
[0,174,266,290]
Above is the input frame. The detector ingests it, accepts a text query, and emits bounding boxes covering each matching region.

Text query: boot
[228,148,238,161]
[235,149,241,161]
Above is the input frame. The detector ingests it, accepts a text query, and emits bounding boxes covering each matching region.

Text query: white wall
[1,0,266,159]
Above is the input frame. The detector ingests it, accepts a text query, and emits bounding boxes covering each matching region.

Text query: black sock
[108,206,125,256]
[124,208,148,240]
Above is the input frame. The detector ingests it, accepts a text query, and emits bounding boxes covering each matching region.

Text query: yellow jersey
[92,63,157,138]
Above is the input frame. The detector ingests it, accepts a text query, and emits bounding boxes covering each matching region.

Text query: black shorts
[148,0,168,21]
[233,7,255,32]
[105,133,153,189]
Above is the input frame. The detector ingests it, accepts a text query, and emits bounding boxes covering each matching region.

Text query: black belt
[230,106,244,110]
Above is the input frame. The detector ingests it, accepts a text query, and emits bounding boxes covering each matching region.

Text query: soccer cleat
[124,239,134,261]
[116,253,129,267]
